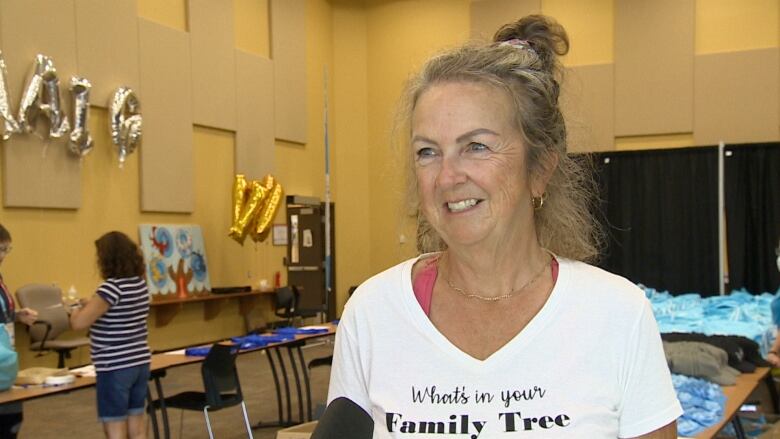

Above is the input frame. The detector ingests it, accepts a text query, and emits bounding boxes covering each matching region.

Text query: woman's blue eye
[416,147,437,159]
[468,142,489,152]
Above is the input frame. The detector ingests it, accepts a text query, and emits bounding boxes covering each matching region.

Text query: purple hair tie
[499,38,537,56]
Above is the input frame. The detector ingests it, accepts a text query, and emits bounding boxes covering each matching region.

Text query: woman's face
[0,240,10,266]
[412,81,539,249]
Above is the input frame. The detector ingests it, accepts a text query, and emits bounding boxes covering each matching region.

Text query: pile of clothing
[672,374,726,437]
[644,286,780,436]
[661,334,770,436]
[663,333,770,382]
[645,288,776,354]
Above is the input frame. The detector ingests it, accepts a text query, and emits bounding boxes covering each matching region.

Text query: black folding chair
[305,285,358,372]
[273,286,299,327]
[149,343,253,439]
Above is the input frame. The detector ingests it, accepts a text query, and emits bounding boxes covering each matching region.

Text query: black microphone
[311,397,374,439]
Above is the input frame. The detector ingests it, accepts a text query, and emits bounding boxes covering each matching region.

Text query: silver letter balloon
[0,51,20,140]
[109,86,142,167]
[68,76,93,157]
[18,54,70,138]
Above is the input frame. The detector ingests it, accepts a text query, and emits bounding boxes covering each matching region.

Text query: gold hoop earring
[531,194,545,210]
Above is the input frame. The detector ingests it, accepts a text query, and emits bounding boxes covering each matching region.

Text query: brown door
[286,196,336,320]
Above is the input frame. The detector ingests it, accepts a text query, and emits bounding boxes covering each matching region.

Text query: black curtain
[724,143,780,293]
[591,147,720,295]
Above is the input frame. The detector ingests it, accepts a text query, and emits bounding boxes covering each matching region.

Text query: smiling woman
[401,34,599,261]
[324,15,682,439]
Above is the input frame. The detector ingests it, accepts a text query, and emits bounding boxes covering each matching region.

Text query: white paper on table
[291,215,299,263]
[70,365,96,377]
[300,325,331,330]
[162,349,187,355]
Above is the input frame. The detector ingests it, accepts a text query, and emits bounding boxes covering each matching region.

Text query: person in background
[766,240,780,367]
[70,231,150,439]
[0,224,38,438]
[327,15,681,438]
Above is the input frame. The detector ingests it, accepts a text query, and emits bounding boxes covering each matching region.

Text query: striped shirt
[90,277,150,372]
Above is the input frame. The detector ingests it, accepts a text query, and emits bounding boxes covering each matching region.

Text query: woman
[766,242,780,367]
[70,231,150,439]
[327,16,681,438]
[0,224,38,439]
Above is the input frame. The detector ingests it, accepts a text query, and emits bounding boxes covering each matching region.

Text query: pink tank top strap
[412,255,439,316]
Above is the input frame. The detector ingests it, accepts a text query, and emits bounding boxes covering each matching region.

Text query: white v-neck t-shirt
[327,256,682,438]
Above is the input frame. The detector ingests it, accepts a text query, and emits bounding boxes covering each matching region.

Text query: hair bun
[493,15,569,73]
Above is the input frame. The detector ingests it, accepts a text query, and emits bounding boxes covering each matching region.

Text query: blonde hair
[398,15,603,262]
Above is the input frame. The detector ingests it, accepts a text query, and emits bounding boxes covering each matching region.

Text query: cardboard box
[740,412,780,438]
[276,421,318,439]
[756,416,780,438]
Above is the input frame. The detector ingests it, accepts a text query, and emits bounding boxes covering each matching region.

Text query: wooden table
[0,324,337,434]
[0,353,203,406]
[149,326,337,438]
[693,367,772,439]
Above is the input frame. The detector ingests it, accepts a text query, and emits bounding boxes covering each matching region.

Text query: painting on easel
[138,224,211,298]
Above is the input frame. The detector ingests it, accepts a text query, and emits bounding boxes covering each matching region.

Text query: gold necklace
[443,251,552,302]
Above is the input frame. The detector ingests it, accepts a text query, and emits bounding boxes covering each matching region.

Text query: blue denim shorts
[95,364,150,422]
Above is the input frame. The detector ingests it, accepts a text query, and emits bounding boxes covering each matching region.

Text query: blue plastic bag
[0,326,18,391]
[274,326,329,335]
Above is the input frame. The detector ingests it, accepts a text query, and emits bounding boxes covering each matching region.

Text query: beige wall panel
[561,64,614,152]
[75,0,140,107]
[470,0,541,41]
[614,0,694,136]
[188,0,237,130]
[2,137,81,208]
[0,0,80,208]
[0,0,78,100]
[270,0,306,144]
[138,19,194,213]
[694,49,779,145]
[235,50,275,180]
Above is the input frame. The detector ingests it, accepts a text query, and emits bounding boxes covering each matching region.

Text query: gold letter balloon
[250,175,283,242]
[228,174,284,245]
